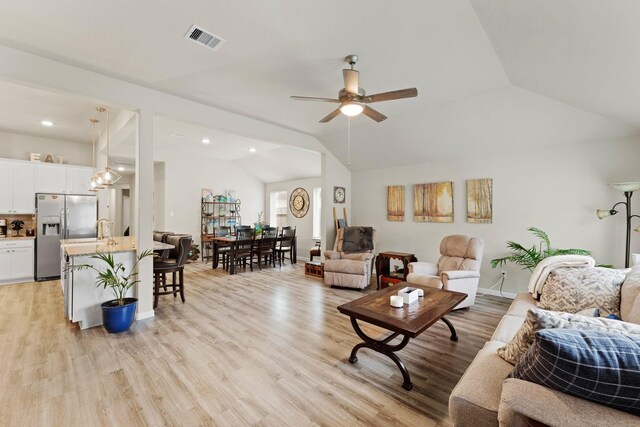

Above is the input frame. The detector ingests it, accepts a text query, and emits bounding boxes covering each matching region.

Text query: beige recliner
[406,235,485,309]
[324,228,376,290]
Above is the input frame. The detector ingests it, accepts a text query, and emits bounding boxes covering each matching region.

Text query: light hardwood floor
[0,262,509,427]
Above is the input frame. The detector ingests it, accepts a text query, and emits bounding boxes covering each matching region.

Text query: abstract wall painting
[467,178,493,223]
[413,182,454,223]
[387,185,405,221]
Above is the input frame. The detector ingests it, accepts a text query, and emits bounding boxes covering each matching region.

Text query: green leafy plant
[68,250,154,305]
[491,227,592,271]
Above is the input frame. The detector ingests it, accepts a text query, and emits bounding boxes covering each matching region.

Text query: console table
[375,251,417,290]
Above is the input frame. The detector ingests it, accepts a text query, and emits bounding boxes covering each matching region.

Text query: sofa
[324,228,375,290]
[449,264,640,427]
[406,235,484,309]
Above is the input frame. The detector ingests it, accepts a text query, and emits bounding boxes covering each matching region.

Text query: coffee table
[337,283,467,390]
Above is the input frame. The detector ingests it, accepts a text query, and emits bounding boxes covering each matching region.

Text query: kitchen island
[60,236,172,329]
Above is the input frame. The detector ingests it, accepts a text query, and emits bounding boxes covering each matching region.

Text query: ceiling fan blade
[343,69,359,94]
[362,105,387,122]
[364,88,418,103]
[319,108,341,123]
[290,96,339,103]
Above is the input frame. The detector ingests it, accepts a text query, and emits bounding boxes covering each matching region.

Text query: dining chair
[276,226,296,266]
[213,226,232,270]
[253,227,277,269]
[233,228,255,272]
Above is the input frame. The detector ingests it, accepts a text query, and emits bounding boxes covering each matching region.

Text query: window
[312,187,322,239]
[269,191,288,227]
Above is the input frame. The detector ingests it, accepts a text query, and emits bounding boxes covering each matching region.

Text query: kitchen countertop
[62,236,173,257]
[0,236,35,241]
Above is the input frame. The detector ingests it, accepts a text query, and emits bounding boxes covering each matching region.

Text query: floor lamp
[597,182,640,268]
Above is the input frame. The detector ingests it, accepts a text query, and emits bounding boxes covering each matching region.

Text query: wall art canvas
[467,178,493,223]
[387,185,405,221]
[413,182,454,223]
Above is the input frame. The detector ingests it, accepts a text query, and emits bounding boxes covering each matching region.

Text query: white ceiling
[0,1,637,170]
[154,115,321,183]
[0,79,120,143]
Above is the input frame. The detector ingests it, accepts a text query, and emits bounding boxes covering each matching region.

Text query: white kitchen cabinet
[0,160,35,214]
[0,161,11,213]
[11,247,34,279]
[66,166,94,195]
[12,162,35,213]
[0,250,11,281]
[35,163,67,194]
[0,239,34,284]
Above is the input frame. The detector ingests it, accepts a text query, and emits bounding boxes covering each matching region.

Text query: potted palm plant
[69,250,153,333]
[491,227,592,270]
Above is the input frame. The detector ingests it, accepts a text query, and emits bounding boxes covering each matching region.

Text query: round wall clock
[334,186,346,203]
[289,187,310,218]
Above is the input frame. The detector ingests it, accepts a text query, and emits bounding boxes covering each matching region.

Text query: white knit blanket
[528,255,596,299]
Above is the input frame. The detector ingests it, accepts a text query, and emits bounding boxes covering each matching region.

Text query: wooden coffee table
[337,283,467,390]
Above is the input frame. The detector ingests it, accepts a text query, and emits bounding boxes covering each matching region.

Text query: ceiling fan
[291,54,418,123]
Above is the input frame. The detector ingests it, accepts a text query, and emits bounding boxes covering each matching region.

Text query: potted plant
[69,250,153,333]
[491,227,592,271]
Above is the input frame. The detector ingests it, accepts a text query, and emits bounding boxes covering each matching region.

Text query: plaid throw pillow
[510,329,640,416]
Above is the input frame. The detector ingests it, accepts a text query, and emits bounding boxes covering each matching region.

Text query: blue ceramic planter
[101,298,137,333]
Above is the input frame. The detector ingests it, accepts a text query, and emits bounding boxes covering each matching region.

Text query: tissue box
[397,287,420,305]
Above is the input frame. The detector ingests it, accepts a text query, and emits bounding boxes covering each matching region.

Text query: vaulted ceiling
[0,0,637,171]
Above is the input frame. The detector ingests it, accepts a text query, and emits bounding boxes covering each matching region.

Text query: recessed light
[41,120,54,127]
[201,138,210,144]
[249,147,256,153]
[117,166,125,172]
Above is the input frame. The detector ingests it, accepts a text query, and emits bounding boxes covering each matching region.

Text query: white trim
[477,287,516,299]
[136,310,155,321]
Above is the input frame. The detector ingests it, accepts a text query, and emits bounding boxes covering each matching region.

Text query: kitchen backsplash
[2,214,36,237]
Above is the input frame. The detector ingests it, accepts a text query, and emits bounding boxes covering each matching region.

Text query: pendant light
[87,118,106,192]
[94,107,121,187]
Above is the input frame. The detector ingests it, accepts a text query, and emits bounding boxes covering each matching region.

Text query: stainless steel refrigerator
[35,193,97,281]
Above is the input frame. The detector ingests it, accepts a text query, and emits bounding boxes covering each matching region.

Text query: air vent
[184,25,225,51]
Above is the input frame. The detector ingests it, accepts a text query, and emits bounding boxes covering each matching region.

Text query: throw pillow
[538,267,626,316]
[510,329,640,416]
[496,308,640,365]
[621,264,640,322]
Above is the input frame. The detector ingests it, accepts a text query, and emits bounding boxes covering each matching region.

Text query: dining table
[209,235,297,274]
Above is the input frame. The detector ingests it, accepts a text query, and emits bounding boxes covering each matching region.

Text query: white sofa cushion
[621,264,640,323]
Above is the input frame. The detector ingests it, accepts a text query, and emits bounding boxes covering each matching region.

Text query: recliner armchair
[324,227,376,290]
[406,235,485,309]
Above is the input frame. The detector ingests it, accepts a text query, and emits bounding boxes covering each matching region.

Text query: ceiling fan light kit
[291,54,418,123]
[340,102,364,117]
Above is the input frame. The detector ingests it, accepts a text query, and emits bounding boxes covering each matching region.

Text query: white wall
[322,151,352,251]
[351,137,640,294]
[154,148,264,246]
[265,177,321,259]
[153,162,165,230]
[0,130,92,166]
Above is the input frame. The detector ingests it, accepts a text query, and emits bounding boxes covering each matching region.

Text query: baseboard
[477,287,516,299]
[136,310,155,321]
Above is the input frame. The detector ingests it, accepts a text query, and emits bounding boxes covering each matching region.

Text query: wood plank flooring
[0,262,510,427]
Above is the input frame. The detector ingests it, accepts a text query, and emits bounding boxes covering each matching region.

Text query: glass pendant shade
[609,182,640,192]
[92,107,121,187]
[596,209,616,219]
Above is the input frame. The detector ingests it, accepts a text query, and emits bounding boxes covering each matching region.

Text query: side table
[375,251,417,290]
[305,261,324,278]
